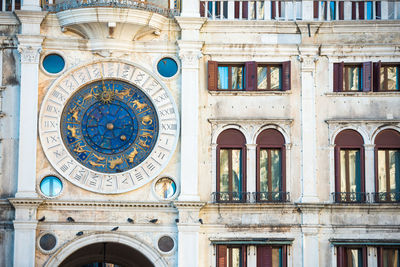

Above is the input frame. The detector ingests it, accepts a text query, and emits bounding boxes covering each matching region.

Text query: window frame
[373,62,400,92]
[377,246,400,267]
[256,64,283,91]
[217,63,246,91]
[336,246,368,267]
[216,129,247,203]
[256,129,287,202]
[334,130,366,203]
[217,245,247,267]
[343,64,363,92]
[333,62,372,92]
[208,61,291,92]
[374,129,400,202]
[257,245,288,267]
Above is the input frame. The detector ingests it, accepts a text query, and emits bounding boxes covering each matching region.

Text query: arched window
[334,130,365,202]
[216,129,246,202]
[256,129,286,202]
[374,129,400,202]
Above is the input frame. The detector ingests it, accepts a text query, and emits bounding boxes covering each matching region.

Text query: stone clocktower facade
[0,0,400,266]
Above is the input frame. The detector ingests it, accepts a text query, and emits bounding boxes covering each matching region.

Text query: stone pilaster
[9,198,42,267]
[246,144,257,202]
[176,17,205,202]
[364,144,376,199]
[175,201,205,267]
[299,48,319,203]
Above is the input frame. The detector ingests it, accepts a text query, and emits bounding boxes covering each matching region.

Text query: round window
[158,236,174,253]
[157,57,178,78]
[39,233,57,251]
[42,54,65,74]
[40,176,63,197]
[154,177,176,199]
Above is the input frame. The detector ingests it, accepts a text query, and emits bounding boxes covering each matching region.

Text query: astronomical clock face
[39,61,179,194]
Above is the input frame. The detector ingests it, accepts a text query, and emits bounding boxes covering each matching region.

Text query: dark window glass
[259,148,282,200]
[337,247,367,267]
[219,148,243,201]
[43,54,65,74]
[39,233,57,251]
[343,65,362,91]
[157,57,178,78]
[379,247,400,267]
[158,236,174,252]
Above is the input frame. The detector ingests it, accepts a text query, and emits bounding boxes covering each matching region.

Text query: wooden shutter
[373,61,381,91]
[339,1,344,20]
[313,1,319,19]
[242,246,247,267]
[234,1,240,18]
[376,1,381,19]
[245,61,257,91]
[282,246,288,267]
[257,246,272,267]
[282,61,291,91]
[362,247,368,267]
[217,245,227,267]
[352,2,356,20]
[271,1,276,19]
[359,1,365,19]
[337,247,344,267]
[242,1,248,19]
[208,61,218,91]
[362,61,372,92]
[200,1,205,17]
[333,62,344,92]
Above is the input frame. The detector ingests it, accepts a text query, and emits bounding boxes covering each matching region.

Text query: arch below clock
[44,233,168,267]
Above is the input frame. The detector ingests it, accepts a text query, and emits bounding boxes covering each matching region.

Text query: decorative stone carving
[178,51,202,69]
[18,46,41,64]
[299,55,318,72]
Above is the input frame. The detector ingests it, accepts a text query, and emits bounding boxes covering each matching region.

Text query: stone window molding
[326,120,400,203]
[209,119,293,203]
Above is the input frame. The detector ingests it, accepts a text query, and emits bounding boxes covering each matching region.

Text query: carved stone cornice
[174,201,205,225]
[40,200,175,209]
[9,198,43,208]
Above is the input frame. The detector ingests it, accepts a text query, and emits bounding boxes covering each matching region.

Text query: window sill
[325,91,400,97]
[209,90,291,96]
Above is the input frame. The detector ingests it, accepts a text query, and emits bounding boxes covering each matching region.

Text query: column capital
[174,201,205,225]
[364,144,375,150]
[246,144,257,149]
[17,35,44,64]
[298,55,319,72]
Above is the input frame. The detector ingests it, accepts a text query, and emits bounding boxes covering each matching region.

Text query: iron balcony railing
[254,191,290,202]
[41,0,180,17]
[373,192,400,203]
[212,191,290,203]
[332,192,369,203]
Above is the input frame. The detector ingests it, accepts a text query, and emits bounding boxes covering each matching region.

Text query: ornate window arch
[334,129,366,202]
[374,129,400,202]
[256,129,287,202]
[216,129,247,202]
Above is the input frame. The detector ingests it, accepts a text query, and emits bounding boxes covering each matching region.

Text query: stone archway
[44,233,168,267]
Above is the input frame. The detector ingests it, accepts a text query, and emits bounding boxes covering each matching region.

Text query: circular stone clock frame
[39,60,179,194]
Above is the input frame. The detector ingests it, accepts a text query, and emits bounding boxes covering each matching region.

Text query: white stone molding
[14,11,47,35]
[252,122,293,145]
[18,45,41,64]
[39,50,68,76]
[153,54,181,80]
[151,174,180,202]
[175,17,206,40]
[36,231,58,254]
[44,233,169,267]
[35,171,65,199]
[179,49,202,69]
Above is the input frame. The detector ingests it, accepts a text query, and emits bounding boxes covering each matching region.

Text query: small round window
[154,177,176,199]
[40,176,63,197]
[42,54,65,74]
[39,233,57,251]
[157,57,178,78]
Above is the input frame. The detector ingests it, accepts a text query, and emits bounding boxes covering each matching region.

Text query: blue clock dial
[60,79,159,174]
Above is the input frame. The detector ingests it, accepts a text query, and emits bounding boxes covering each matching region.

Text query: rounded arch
[253,124,290,145]
[335,129,364,147]
[371,126,400,146]
[44,233,168,267]
[330,126,369,146]
[217,128,246,146]
[212,124,250,144]
[256,128,286,146]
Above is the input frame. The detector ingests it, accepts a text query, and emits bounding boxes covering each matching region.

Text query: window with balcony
[256,129,287,202]
[334,130,366,203]
[208,61,290,91]
[373,63,400,91]
[333,62,373,92]
[378,247,400,267]
[374,129,400,202]
[336,246,367,267]
[215,129,246,203]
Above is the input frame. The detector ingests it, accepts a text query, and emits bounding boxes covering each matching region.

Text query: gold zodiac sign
[73,143,90,154]
[89,160,105,168]
[116,89,131,99]
[69,107,80,122]
[141,115,153,126]
[132,100,147,110]
[67,125,78,138]
[92,153,105,161]
[109,157,123,169]
[138,138,150,148]
[128,148,138,163]
[139,132,153,139]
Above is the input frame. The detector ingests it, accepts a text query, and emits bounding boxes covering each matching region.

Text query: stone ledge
[208,90,292,96]
[325,92,400,97]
